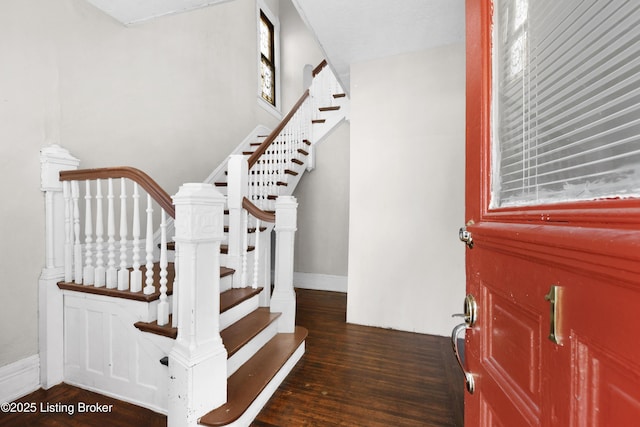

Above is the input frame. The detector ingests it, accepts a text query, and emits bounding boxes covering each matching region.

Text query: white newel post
[271,196,298,333]
[39,144,80,388]
[168,183,228,427]
[226,155,248,280]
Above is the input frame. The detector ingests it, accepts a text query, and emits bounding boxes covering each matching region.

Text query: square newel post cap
[172,183,226,241]
[40,144,79,191]
[275,195,298,231]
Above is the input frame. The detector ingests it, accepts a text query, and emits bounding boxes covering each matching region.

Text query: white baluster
[240,209,248,286]
[252,219,261,289]
[130,183,142,292]
[72,181,82,284]
[63,181,73,282]
[106,178,117,288]
[118,178,129,290]
[144,194,155,295]
[94,179,105,287]
[157,210,169,325]
[83,180,94,285]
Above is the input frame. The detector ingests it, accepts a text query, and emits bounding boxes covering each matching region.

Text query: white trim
[258,96,283,119]
[294,272,347,293]
[0,355,41,403]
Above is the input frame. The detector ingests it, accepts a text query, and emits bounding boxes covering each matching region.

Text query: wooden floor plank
[0,383,165,427]
[252,289,464,427]
[2,289,463,427]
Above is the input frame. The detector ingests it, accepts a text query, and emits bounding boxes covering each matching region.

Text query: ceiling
[291,0,466,91]
[83,0,231,25]
[83,0,465,90]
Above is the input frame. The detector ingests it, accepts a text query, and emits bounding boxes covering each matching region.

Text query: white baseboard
[0,355,41,403]
[293,272,347,293]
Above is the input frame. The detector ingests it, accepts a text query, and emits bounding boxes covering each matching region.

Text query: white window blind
[492,0,640,207]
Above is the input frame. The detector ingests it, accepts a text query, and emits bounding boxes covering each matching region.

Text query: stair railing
[58,167,176,326]
[224,60,345,332]
[43,145,229,415]
[247,89,312,212]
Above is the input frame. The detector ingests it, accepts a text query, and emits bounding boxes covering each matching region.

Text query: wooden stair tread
[134,316,177,339]
[134,286,263,339]
[333,93,346,98]
[168,241,255,255]
[224,226,267,233]
[312,119,326,124]
[319,106,340,111]
[214,182,227,187]
[58,262,175,302]
[291,159,304,165]
[220,244,255,254]
[199,327,308,427]
[220,287,264,313]
[59,263,235,304]
[221,308,281,357]
[220,267,235,278]
[297,148,309,156]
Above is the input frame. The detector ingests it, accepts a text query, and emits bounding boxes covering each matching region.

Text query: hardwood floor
[252,290,464,427]
[0,383,166,427]
[1,289,463,427]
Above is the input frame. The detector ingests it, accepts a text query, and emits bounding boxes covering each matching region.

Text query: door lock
[459,226,474,249]
[452,294,478,327]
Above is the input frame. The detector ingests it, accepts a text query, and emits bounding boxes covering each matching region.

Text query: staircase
[39,60,348,427]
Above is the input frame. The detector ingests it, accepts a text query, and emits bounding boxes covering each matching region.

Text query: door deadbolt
[452,294,478,327]
[459,226,474,249]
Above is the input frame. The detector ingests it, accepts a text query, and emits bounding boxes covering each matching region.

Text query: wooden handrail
[60,166,175,218]
[312,59,328,77]
[247,89,310,168]
[242,197,276,223]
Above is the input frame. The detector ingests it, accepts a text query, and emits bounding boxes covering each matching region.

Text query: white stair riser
[226,320,279,377]
[220,273,233,292]
[221,342,305,427]
[220,295,260,330]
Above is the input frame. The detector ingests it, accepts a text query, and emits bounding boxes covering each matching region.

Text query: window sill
[258,96,282,120]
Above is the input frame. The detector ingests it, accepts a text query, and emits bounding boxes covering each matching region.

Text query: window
[492,0,640,207]
[260,10,276,106]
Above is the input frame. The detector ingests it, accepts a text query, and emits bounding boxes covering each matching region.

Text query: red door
[461,0,640,425]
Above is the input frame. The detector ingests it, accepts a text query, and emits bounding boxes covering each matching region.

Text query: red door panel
[464,3,640,425]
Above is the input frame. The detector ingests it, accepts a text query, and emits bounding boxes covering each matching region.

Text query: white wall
[0,0,319,370]
[347,44,466,336]
[280,0,351,286]
[294,123,350,278]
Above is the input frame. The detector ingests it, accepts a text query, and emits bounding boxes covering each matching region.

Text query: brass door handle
[544,285,562,345]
